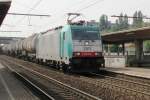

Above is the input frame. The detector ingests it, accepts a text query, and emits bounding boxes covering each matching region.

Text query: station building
[102,27,150,67]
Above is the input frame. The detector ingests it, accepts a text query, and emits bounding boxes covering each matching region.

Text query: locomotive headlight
[95,52,98,56]
[73,52,81,56]
[95,52,102,56]
[76,52,80,56]
[85,41,89,45]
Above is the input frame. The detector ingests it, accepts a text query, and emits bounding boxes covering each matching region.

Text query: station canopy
[0,0,11,25]
[101,26,150,43]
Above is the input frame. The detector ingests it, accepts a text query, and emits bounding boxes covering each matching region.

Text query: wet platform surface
[0,62,40,100]
[103,67,150,79]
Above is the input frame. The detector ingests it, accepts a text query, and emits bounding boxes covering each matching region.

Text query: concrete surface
[105,56,126,68]
[104,67,150,79]
[0,62,40,100]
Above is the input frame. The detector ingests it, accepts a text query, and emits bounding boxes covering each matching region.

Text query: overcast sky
[0,0,150,37]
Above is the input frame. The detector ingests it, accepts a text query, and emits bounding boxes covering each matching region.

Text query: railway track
[2,58,101,100]
[76,73,150,100]
[99,70,150,85]
[90,72,150,93]
[3,62,55,100]
[2,55,150,100]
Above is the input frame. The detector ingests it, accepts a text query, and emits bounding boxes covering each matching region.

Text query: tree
[99,14,110,31]
[118,13,124,29]
[133,11,143,27]
[118,13,129,30]
[111,19,120,31]
[133,11,138,27]
[123,14,129,29]
[137,11,143,27]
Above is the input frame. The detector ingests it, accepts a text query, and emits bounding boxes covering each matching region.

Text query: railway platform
[0,62,40,100]
[102,67,150,79]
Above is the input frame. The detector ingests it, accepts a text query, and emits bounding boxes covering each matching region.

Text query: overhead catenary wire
[12,0,101,27]
[14,0,44,25]
[29,0,43,11]
[8,0,85,29]
[2,23,41,27]
[14,1,34,10]
[76,0,104,12]
[7,13,50,17]
[0,31,21,32]
[1,0,44,36]
[39,0,104,30]
[3,0,45,36]
[5,0,105,35]
[111,15,150,19]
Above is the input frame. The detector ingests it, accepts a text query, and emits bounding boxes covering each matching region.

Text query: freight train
[2,21,105,72]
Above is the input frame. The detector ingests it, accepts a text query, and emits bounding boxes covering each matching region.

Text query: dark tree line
[99,14,110,31]
[99,11,144,32]
[133,11,144,27]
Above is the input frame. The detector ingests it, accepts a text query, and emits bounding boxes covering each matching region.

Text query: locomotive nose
[85,41,89,45]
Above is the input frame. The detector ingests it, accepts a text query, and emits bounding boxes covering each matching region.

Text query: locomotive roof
[40,23,99,35]
[70,24,99,31]
[40,26,63,35]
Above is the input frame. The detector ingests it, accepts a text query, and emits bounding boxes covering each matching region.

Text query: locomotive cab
[69,24,105,72]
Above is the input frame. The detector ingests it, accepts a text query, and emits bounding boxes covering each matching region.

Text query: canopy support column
[135,40,143,61]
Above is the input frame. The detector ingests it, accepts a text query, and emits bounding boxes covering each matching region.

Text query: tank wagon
[22,34,39,60]
[2,21,105,72]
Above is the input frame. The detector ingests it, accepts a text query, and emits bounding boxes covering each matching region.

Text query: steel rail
[91,72,150,87]
[3,58,101,100]
[89,73,150,96]
[3,62,55,100]
[4,56,150,96]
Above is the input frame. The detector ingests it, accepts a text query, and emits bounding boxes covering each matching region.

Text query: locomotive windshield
[71,27,100,40]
